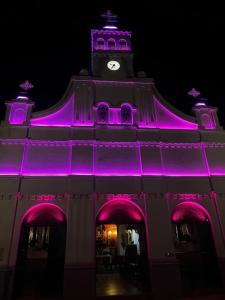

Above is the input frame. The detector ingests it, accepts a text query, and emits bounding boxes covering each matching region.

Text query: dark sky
[0,1,225,125]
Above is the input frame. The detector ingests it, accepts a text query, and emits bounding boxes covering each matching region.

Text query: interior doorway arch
[14,203,67,298]
[171,201,221,293]
[96,197,149,296]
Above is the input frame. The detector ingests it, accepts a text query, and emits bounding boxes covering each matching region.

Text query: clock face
[107,60,120,71]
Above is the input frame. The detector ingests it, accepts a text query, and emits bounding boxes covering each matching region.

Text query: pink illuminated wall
[161,146,208,176]
[22,142,70,176]
[23,203,66,226]
[31,97,74,127]
[28,84,198,130]
[205,146,225,175]
[97,196,143,223]
[9,108,26,124]
[71,144,93,175]
[140,145,162,175]
[1,140,225,177]
[8,102,33,125]
[0,143,23,174]
[95,144,140,176]
[154,99,198,130]
[171,202,210,223]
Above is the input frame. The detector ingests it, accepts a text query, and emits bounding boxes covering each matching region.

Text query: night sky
[0,1,225,125]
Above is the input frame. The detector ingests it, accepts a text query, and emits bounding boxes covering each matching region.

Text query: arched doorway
[14,203,67,298]
[171,202,221,293]
[96,197,149,296]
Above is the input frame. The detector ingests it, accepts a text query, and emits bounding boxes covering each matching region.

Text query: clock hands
[109,62,115,69]
[107,60,120,70]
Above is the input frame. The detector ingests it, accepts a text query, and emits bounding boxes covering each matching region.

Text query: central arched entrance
[14,203,67,298]
[171,202,221,294]
[96,197,149,297]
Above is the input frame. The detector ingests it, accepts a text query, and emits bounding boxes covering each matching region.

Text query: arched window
[119,39,128,50]
[10,108,26,124]
[121,104,132,124]
[96,38,105,50]
[97,104,109,123]
[107,38,116,50]
[201,113,214,129]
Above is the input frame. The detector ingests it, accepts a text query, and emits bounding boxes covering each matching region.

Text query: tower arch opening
[118,38,128,50]
[107,38,116,50]
[96,38,105,50]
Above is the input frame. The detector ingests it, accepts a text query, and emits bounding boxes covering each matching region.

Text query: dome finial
[17,80,34,100]
[188,88,208,107]
[188,88,200,98]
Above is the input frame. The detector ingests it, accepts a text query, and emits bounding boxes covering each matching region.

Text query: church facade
[1,12,225,299]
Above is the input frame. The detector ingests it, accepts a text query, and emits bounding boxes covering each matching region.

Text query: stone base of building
[63,265,96,300]
[150,259,182,298]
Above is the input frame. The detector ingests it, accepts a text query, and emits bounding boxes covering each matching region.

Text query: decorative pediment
[29,77,198,130]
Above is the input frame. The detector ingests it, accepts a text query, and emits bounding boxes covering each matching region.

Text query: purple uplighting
[9,108,26,125]
[147,98,198,130]
[97,196,143,223]
[31,96,75,127]
[22,203,66,225]
[28,95,198,129]
[8,102,33,125]
[91,29,131,52]
[1,139,225,177]
[171,201,210,223]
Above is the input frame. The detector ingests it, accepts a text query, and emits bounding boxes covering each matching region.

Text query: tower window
[97,104,109,124]
[96,38,105,50]
[121,104,132,124]
[107,38,116,50]
[119,39,128,50]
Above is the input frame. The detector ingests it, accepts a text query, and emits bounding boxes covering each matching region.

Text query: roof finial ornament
[188,88,200,98]
[101,10,118,29]
[19,80,34,91]
[188,88,208,107]
[17,80,34,100]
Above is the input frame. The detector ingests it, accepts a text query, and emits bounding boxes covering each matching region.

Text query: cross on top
[101,10,118,29]
[101,10,118,21]
[19,80,34,91]
[188,88,200,98]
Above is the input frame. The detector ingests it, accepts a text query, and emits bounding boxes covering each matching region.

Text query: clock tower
[91,10,134,79]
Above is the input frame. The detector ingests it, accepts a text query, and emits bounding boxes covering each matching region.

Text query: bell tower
[91,10,134,79]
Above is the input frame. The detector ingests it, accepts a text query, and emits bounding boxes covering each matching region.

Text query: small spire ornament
[19,80,34,91]
[188,88,208,107]
[16,80,34,100]
[188,88,200,98]
[101,10,118,29]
